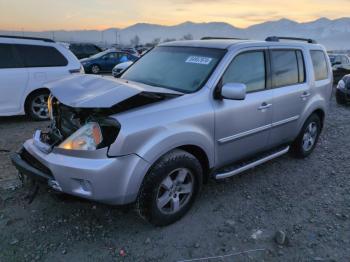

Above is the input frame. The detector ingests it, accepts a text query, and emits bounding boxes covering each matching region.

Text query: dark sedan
[336,74,350,105]
[80,49,139,74]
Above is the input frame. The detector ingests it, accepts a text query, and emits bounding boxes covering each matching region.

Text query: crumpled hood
[46,75,182,108]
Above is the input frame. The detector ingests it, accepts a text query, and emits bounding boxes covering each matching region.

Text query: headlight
[59,122,103,150]
[337,80,345,89]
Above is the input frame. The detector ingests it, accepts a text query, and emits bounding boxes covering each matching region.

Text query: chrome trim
[215,146,290,179]
[218,124,271,144]
[271,115,300,128]
[218,115,299,144]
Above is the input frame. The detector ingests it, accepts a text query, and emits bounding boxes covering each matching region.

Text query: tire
[25,90,50,121]
[136,149,203,226]
[91,65,101,74]
[290,114,321,158]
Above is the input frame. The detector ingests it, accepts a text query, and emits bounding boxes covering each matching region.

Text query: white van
[0,36,82,120]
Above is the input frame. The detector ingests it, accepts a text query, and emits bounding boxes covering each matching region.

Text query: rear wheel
[25,91,50,121]
[136,149,203,226]
[290,114,321,158]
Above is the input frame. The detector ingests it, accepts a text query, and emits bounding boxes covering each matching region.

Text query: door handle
[258,103,272,111]
[301,92,311,99]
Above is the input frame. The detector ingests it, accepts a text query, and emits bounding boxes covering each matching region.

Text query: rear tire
[25,90,50,121]
[136,149,203,226]
[290,114,321,158]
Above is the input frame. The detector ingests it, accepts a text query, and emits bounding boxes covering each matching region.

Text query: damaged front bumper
[11,134,150,205]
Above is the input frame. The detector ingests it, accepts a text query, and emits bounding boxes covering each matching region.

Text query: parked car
[336,74,350,104]
[11,37,332,226]
[112,61,133,77]
[0,35,82,120]
[69,43,102,59]
[329,54,350,83]
[80,49,138,74]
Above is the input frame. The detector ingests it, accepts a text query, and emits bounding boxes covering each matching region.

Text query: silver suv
[12,37,333,226]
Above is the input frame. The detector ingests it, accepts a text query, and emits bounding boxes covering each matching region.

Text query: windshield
[89,50,110,59]
[121,46,226,93]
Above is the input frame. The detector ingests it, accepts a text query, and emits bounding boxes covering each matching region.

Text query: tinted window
[0,44,23,69]
[271,50,301,87]
[310,50,328,81]
[222,51,266,92]
[15,44,68,67]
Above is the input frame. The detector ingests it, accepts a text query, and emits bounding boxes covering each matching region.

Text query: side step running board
[214,146,290,180]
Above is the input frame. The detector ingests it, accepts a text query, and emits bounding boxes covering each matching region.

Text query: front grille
[21,148,53,178]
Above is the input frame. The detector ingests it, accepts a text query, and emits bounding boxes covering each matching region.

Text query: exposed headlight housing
[337,79,345,89]
[59,122,103,151]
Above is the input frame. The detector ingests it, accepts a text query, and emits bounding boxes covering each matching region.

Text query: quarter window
[310,50,328,81]
[222,51,266,92]
[0,44,23,69]
[14,44,68,67]
[271,50,304,87]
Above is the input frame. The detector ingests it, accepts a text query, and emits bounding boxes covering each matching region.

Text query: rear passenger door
[269,48,310,147]
[0,43,28,115]
[14,44,69,96]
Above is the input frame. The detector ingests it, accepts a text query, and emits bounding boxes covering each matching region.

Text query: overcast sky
[1,0,350,31]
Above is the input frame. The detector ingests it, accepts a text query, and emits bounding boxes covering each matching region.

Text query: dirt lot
[0,96,349,262]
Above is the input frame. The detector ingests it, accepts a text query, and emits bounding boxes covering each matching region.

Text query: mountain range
[1,17,350,50]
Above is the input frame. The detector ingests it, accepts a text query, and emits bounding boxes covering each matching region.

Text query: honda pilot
[12,37,333,226]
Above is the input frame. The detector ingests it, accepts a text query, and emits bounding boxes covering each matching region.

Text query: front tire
[25,90,50,121]
[91,64,101,74]
[290,114,321,158]
[136,149,203,226]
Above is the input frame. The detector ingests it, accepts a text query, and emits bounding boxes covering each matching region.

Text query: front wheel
[25,91,50,121]
[136,149,203,226]
[290,114,321,158]
[91,65,101,74]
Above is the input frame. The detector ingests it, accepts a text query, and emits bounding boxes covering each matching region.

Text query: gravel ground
[0,95,349,262]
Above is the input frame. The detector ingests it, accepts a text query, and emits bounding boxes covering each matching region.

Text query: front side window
[310,50,328,81]
[271,50,303,87]
[15,44,68,67]
[0,44,23,69]
[122,46,225,93]
[222,51,266,93]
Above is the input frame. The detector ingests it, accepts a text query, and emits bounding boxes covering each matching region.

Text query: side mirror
[221,83,247,100]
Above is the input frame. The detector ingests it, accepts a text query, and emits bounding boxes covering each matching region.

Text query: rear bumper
[11,139,150,205]
[336,88,350,102]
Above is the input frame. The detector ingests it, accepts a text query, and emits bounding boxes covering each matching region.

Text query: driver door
[213,49,274,167]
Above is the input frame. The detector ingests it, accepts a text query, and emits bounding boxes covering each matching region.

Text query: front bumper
[11,138,150,205]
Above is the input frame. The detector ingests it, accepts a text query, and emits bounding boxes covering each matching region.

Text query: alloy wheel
[302,122,318,152]
[31,94,49,120]
[156,168,194,215]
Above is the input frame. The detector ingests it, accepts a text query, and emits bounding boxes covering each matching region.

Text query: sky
[1,0,350,31]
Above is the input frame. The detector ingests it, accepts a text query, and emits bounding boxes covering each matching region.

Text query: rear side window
[271,50,305,87]
[310,50,328,81]
[14,44,68,67]
[222,51,266,93]
[0,44,23,69]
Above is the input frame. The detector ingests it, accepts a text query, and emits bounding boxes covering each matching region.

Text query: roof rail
[265,36,317,44]
[201,37,247,40]
[0,35,55,43]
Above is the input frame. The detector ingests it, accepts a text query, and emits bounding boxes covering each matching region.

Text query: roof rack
[0,35,55,43]
[265,36,317,44]
[201,37,247,40]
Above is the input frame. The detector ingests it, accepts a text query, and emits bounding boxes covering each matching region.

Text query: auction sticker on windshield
[186,56,212,65]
